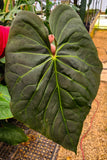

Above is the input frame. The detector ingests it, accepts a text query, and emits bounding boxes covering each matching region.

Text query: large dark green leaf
[0,84,13,119]
[0,122,28,145]
[5,5,102,153]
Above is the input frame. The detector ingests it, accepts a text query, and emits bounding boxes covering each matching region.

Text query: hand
[0,25,10,58]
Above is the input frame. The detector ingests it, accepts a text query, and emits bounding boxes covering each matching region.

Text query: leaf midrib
[54,59,74,148]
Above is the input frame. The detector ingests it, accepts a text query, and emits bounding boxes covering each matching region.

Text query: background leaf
[0,122,28,145]
[0,57,5,63]
[88,0,92,7]
[0,84,13,119]
[79,0,87,22]
[5,5,102,153]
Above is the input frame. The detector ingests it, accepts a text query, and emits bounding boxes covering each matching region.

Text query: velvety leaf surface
[0,84,13,119]
[0,122,28,145]
[5,5,102,153]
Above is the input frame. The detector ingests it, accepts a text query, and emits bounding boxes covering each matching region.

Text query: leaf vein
[57,17,77,44]
[56,59,85,75]
[11,58,51,95]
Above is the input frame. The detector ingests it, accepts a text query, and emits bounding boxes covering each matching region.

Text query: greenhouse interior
[0,0,107,160]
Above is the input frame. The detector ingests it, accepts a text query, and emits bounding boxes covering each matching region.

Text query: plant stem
[3,0,8,12]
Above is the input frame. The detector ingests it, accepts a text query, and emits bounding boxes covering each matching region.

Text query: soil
[57,30,107,160]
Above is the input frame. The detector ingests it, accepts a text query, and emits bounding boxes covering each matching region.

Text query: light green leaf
[0,57,5,63]
[5,5,102,153]
[0,84,13,119]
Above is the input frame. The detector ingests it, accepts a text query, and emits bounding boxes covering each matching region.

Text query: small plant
[5,4,102,153]
[0,0,36,25]
[45,0,54,21]
[79,0,93,23]
[0,83,28,145]
[0,24,28,145]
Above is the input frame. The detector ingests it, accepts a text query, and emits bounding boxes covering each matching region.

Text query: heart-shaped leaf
[0,84,13,119]
[5,4,102,153]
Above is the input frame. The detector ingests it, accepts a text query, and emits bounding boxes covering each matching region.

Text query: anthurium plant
[5,4,102,153]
